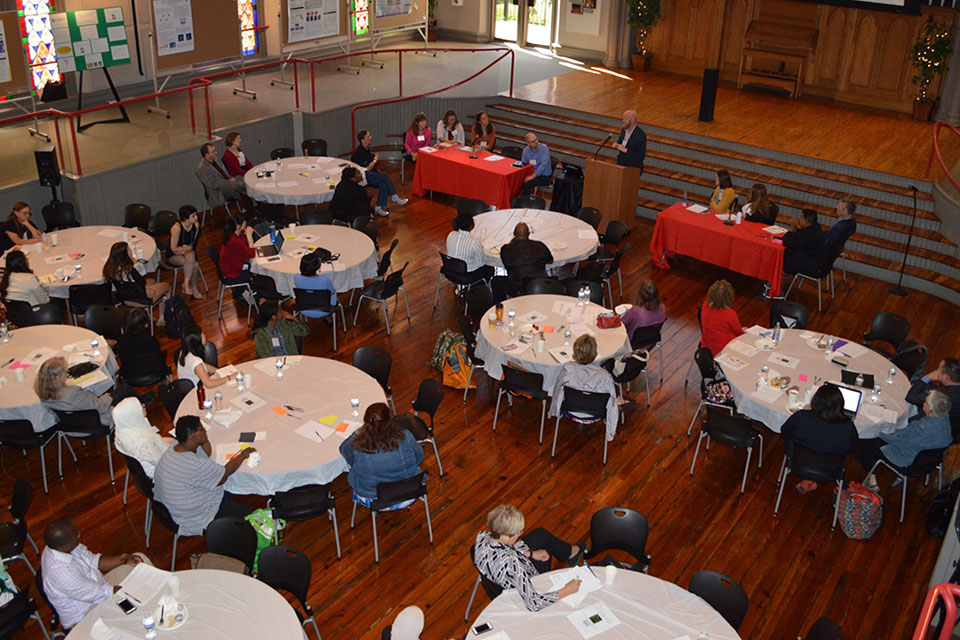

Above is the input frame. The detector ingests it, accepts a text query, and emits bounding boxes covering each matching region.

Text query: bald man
[612,110,646,170]
[520,133,554,195]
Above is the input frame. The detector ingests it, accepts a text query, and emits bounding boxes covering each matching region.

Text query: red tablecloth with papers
[410,146,533,208]
[650,202,786,296]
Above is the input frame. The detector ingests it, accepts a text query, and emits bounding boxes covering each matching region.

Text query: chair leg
[330,506,342,559]
[106,435,115,484]
[686,401,704,436]
[832,480,842,530]
[783,274,800,300]
[741,446,752,494]
[39,443,48,495]
[217,284,225,319]
[123,469,129,505]
[602,436,608,465]
[492,388,503,431]
[433,274,443,309]
[689,432,706,476]
[423,494,434,543]
[309,618,322,640]
[774,466,789,516]
[658,342,664,385]
[25,532,39,556]
[31,611,51,640]
[683,358,697,389]
[401,286,412,320]
[463,365,475,403]
[816,279,822,313]
[644,371,651,407]
[430,438,443,476]
[371,511,379,563]
[464,575,482,621]
[551,415,561,458]
[381,301,391,335]
[539,400,546,444]
[757,434,764,468]
[900,476,908,523]
[350,502,357,528]
[145,501,152,548]
[353,297,363,327]
[170,534,179,571]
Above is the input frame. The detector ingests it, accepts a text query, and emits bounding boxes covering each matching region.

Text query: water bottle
[682,191,688,206]
[268,223,276,243]
[772,322,780,344]
[855,372,864,388]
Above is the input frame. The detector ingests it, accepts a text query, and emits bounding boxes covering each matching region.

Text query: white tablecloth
[249,224,378,296]
[175,356,385,495]
[474,568,741,640]
[66,569,303,639]
[472,209,600,269]
[0,325,117,431]
[718,328,916,439]
[3,226,159,299]
[244,156,366,205]
[475,295,631,393]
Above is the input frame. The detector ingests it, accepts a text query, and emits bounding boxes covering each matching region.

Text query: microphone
[593,134,613,160]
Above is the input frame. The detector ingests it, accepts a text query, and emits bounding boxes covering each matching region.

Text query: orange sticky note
[335,422,351,433]
[542,326,555,333]
[273,406,287,416]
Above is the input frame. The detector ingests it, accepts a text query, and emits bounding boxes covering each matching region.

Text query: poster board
[51,7,132,73]
[151,0,242,71]
[281,0,347,48]
[369,0,426,32]
[0,11,29,97]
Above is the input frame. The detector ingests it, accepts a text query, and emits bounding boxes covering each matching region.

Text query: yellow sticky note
[307,245,319,250]
[318,415,338,425]
[285,234,297,239]
[237,443,252,450]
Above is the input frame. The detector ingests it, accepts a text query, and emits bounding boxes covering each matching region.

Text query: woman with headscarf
[112,397,170,478]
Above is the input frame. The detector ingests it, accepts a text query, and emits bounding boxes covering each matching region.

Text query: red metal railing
[926,121,960,192]
[0,46,515,177]
[912,582,960,640]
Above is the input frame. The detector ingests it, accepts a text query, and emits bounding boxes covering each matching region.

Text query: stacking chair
[891,341,928,382]
[353,346,396,413]
[774,442,847,529]
[83,306,124,342]
[51,409,114,484]
[500,145,524,161]
[11,303,61,327]
[258,546,323,639]
[579,243,629,305]
[464,544,504,621]
[689,408,764,494]
[493,365,548,443]
[208,246,254,324]
[600,348,651,411]
[3,301,35,328]
[350,472,432,563]
[688,570,749,631]
[577,206,603,230]
[523,277,565,296]
[465,285,494,327]
[866,446,948,523]
[783,251,842,312]
[68,282,114,325]
[770,299,810,330]
[299,208,333,225]
[122,203,152,232]
[250,274,292,323]
[352,263,411,336]
[510,195,546,210]
[562,278,604,305]
[294,287,346,352]
[41,201,80,232]
[0,516,35,575]
[357,216,380,250]
[801,617,845,640]
[151,499,201,571]
[687,347,735,436]
[630,321,665,384]
[7,481,40,557]
[582,507,651,573]
[119,453,156,546]
[863,311,911,357]
[0,421,56,494]
[433,253,489,312]
[531,155,559,198]
[301,138,328,156]
[271,147,296,160]
[401,378,445,475]
[160,379,195,422]
[0,587,50,640]
[457,316,486,404]
[268,483,340,558]
[551,387,612,465]
[199,517,258,574]
[33,569,64,639]
[598,219,628,250]
[456,198,494,218]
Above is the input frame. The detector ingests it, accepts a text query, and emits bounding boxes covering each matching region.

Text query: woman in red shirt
[700,279,744,356]
[221,131,254,178]
[219,218,256,298]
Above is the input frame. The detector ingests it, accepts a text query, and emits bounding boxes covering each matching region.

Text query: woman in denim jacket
[340,403,424,505]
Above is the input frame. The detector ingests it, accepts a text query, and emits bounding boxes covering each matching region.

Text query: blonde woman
[549,335,619,442]
[35,357,135,427]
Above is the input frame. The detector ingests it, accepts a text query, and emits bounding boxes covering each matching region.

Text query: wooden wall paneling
[848,12,878,88]
[720,0,750,73]
[876,16,912,93]
[814,7,846,88]
[694,0,723,67]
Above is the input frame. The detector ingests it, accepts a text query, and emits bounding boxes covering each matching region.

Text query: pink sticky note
[68,252,81,259]
[10,361,29,370]
[798,374,808,382]
[771,238,783,245]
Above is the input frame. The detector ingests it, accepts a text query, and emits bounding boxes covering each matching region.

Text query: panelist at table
[612,109,646,170]
[782,208,826,276]
[709,170,736,214]
[470,111,496,151]
[436,109,465,145]
[404,113,432,164]
[520,133,553,195]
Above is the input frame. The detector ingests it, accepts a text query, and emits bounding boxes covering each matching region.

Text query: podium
[582,159,642,230]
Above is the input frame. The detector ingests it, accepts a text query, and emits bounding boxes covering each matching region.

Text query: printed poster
[0,21,10,84]
[153,0,194,56]
[375,0,413,18]
[287,0,339,43]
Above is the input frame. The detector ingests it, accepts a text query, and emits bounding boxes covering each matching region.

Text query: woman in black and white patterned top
[473,504,583,612]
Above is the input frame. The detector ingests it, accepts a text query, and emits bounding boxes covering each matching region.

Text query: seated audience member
[550,335,619,440]
[473,504,582,612]
[906,358,960,418]
[196,142,249,210]
[780,385,859,493]
[103,241,170,321]
[445,215,494,282]
[339,403,424,505]
[700,279,744,357]
[351,130,408,217]
[621,279,666,349]
[385,606,459,640]
[35,357,136,427]
[169,205,204,299]
[436,110,465,145]
[495,222,553,302]
[404,113,432,164]
[470,111,496,151]
[113,397,169,478]
[251,301,309,358]
[115,309,167,380]
[219,218,256,303]
[0,202,42,253]
[0,562,18,607]
[858,389,953,492]
[520,133,553,196]
[782,208,827,275]
[153,416,255,536]
[41,520,150,629]
[742,183,774,223]
[825,198,858,255]
[221,131,254,178]
[176,325,228,389]
[612,109,647,170]
[293,251,337,320]
[708,170,736,215]
[0,249,49,306]
[330,167,374,224]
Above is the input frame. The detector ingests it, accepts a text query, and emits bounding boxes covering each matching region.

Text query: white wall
[556,0,609,56]
[435,0,490,40]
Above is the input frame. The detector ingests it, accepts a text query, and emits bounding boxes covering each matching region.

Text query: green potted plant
[427,0,439,42]
[911,15,953,121]
[626,0,664,71]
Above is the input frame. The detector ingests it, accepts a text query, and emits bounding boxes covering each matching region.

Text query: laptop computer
[825,382,863,419]
[841,369,874,389]
[256,233,285,258]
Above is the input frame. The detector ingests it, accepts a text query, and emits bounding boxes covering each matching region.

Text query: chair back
[601,220,628,246]
[456,198,492,217]
[788,442,847,484]
[203,341,219,368]
[301,138,328,156]
[0,420,44,449]
[378,239,399,278]
[251,274,284,301]
[84,305,124,341]
[150,499,179,534]
[205,517,258,571]
[689,570,749,631]
[465,285,494,324]
[703,407,759,449]
[294,288,335,314]
[160,379,195,421]
[768,202,780,225]
[68,282,115,315]
[123,203,152,231]
[630,322,663,351]
[524,277,565,296]
[0,586,36,638]
[863,311,911,351]
[804,616,845,640]
[380,263,407,299]
[412,379,444,428]
[510,195,547,210]
[563,279,604,305]
[42,201,79,231]
[257,545,314,611]
[891,341,928,382]
[604,243,629,277]
[353,346,392,390]
[694,347,718,382]
[52,409,107,437]
[501,366,546,398]
[120,453,155,500]
[9,480,33,523]
[902,447,949,477]
[3,301,33,327]
[500,145,523,160]
[153,210,178,241]
[815,251,843,278]
[438,252,469,277]
[270,147,296,160]
[299,208,333,225]
[207,246,228,282]
[361,217,380,247]
[393,413,430,441]
[770,300,809,330]
[578,206,603,230]
[352,214,372,231]
[456,316,480,363]
[121,350,169,386]
[584,507,650,567]
[372,471,427,510]
[20,303,61,326]
[470,545,505,600]
[559,387,609,420]
[34,568,60,631]
[270,483,335,521]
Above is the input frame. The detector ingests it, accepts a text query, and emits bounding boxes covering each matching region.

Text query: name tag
[529,159,536,165]
[237,151,246,164]
[480,141,487,148]
[271,337,281,348]
[417,135,425,142]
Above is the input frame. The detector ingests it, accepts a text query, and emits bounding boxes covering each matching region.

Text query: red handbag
[596,312,622,329]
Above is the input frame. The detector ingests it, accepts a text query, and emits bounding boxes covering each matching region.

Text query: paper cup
[56,268,64,280]
[14,369,24,382]
[122,232,129,241]
[287,223,296,233]
[604,564,617,585]
[51,234,58,246]
[244,373,253,389]
[137,248,145,261]
[167,576,180,597]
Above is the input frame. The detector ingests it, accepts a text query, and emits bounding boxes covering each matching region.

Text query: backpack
[838,481,883,539]
[442,342,475,390]
[926,477,960,537]
[430,329,464,371]
[164,295,196,338]
[244,508,285,573]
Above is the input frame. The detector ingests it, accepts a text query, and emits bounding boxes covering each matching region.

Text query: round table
[2,226,159,299]
[474,294,631,393]
[244,156,366,205]
[248,224,378,296]
[472,209,600,269]
[0,325,118,431]
[174,356,386,495]
[717,328,915,439]
[66,569,303,639]
[473,567,741,640]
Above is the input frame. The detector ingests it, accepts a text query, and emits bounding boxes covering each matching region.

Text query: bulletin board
[151,0,242,71]
[50,7,132,73]
[281,0,348,49]
[370,0,426,32]
[0,11,30,98]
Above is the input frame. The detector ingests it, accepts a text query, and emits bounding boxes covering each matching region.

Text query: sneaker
[391,195,409,205]
[375,206,390,217]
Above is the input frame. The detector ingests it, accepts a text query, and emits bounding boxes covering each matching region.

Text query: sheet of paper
[798,330,816,340]
[333,420,362,438]
[58,56,77,73]
[715,353,748,372]
[549,346,573,363]
[419,146,437,153]
[500,336,533,356]
[569,323,595,339]
[687,204,708,213]
[752,384,783,403]
[231,392,265,413]
[860,402,899,424]
[44,254,70,264]
[75,9,99,25]
[215,364,238,379]
[119,563,171,604]
[215,442,246,464]
[763,225,788,235]
[727,341,759,358]
[551,300,575,317]
[38,273,60,284]
[110,44,130,60]
[295,422,333,443]
[517,311,548,324]
[71,369,109,389]
[22,347,59,366]
[91,37,109,54]
[107,25,126,42]
[97,228,125,238]
[91,617,140,640]
[79,25,100,41]
[565,602,621,638]
[254,359,285,376]
[483,154,505,162]
[744,325,766,337]
[715,213,734,222]
[768,353,799,370]
[547,566,602,608]
[838,342,869,358]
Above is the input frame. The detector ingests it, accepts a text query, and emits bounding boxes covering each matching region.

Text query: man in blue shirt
[824,199,857,255]
[520,133,553,196]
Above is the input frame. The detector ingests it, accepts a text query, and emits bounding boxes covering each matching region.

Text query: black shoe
[890,478,904,491]
[139,391,156,406]
[568,540,587,567]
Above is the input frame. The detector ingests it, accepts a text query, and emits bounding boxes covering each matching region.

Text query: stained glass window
[352,0,369,36]
[17,0,60,93]
[238,0,258,56]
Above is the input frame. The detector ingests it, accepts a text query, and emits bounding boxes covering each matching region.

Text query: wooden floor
[510,70,960,183]
[2,161,959,640]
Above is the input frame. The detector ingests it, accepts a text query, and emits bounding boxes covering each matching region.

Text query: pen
[1,358,14,368]
[314,430,323,440]
[586,564,599,578]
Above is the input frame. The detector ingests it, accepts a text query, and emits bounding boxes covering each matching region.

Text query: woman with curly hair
[700,279,744,356]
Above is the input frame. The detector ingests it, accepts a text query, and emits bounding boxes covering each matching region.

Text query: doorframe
[491,0,560,50]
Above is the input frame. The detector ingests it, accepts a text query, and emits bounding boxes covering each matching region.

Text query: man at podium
[612,110,646,171]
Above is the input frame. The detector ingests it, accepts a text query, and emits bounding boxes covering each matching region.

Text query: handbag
[596,312,622,329]
[704,380,733,403]
[838,481,883,540]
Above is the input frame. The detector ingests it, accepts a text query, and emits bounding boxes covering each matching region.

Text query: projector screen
[791,0,921,15]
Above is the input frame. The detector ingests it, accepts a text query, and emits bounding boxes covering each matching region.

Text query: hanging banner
[287,0,339,43]
[153,0,195,56]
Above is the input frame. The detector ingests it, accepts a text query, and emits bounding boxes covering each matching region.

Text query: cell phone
[831,355,849,367]
[472,622,493,635]
[117,598,138,615]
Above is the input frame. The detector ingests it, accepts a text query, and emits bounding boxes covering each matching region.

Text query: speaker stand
[49,185,60,206]
[76,67,130,133]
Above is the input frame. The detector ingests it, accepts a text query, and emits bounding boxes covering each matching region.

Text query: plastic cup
[56,268,64,280]
[245,373,253,389]
[604,564,617,585]
[167,576,180,597]
[14,369,24,382]
[50,234,58,246]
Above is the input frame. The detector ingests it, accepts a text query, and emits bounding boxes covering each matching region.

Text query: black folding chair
[433,253,489,312]
[68,282,114,325]
[160,379,195,422]
[268,484,340,558]
[689,407,764,494]
[863,311,911,357]
[464,544,504,621]
[0,421,56,494]
[51,409,114,485]
[294,287,346,352]
[353,346,396,413]
[551,387,611,465]
[352,263,411,336]
[493,365,548,442]
[301,138,328,156]
[688,570,749,631]
[583,507,651,573]
[350,472,432,563]
[202,517,258,574]
[866,446,948,523]
[774,442,847,529]
[258,546,323,638]
[400,378,445,475]
[457,316,486,404]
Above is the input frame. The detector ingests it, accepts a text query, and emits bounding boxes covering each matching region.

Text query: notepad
[483,154,505,162]
[763,225,788,235]
[686,204,708,214]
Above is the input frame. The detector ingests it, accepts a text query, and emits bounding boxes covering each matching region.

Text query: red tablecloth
[410,146,533,208]
[649,202,786,296]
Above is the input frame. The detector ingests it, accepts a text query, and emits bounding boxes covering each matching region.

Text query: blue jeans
[365,170,397,207]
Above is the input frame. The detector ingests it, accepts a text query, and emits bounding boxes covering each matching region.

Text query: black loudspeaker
[698,67,719,122]
[35,145,61,188]
[40,80,67,103]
